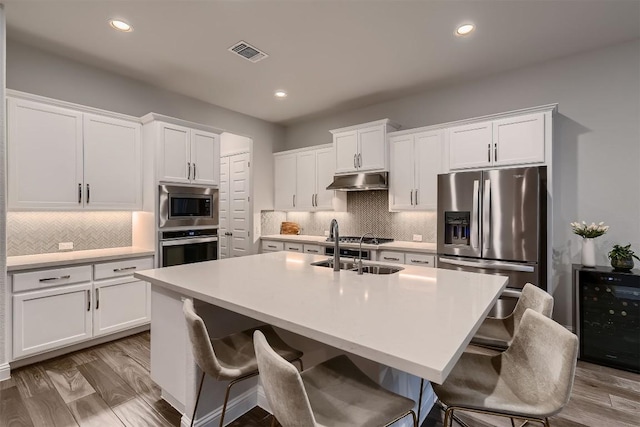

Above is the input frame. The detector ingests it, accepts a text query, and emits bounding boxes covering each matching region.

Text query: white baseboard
[0,363,11,382]
[181,386,258,427]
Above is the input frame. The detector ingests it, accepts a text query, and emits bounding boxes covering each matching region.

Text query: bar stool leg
[191,371,206,427]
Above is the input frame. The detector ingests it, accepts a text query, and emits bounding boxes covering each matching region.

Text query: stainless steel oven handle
[161,236,219,247]
[438,257,534,272]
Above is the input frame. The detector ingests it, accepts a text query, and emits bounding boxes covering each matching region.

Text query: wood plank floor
[1,332,638,427]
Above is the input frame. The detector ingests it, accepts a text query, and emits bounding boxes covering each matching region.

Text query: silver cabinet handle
[87,290,91,312]
[289,247,300,251]
[187,162,191,180]
[494,143,498,162]
[384,257,400,261]
[410,259,430,264]
[78,183,82,204]
[415,189,419,205]
[307,249,319,253]
[267,245,277,249]
[86,184,90,204]
[293,194,296,207]
[193,163,197,179]
[311,194,315,207]
[487,143,491,162]
[358,153,362,168]
[96,288,100,310]
[410,190,413,205]
[353,154,357,168]
[39,275,71,282]
[113,266,137,272]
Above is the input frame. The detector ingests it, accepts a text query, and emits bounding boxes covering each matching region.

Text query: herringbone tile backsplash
[7,212,132,256]
[261,191,436,242]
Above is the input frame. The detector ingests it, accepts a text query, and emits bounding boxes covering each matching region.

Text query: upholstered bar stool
[433,309,579,427]
[254,330,418,427]
[183,299,303,427]
[472,283,554,350]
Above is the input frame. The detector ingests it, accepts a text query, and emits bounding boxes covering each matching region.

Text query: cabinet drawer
[94,257,154,280]
[13,265,92,293]
[303,244,323,255]
[285,242,303,253]
[379,251,405,264]
[405,253,435,267]
[262,240,284,252]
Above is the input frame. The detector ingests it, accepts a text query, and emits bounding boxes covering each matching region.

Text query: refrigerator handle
[483,179,491,250]
[438,257,535,273]
[471,180,480,249]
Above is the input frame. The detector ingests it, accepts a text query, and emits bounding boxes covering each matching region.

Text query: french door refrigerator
[437,166,547,316]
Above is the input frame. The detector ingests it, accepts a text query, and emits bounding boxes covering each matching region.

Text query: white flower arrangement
[570,221,609,239]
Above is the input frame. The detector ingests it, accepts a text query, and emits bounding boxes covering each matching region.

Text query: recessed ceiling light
[274,90,288,99]
[455,23,475,36]
[109,19,133,32]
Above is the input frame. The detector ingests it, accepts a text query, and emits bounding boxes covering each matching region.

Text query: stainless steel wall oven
[159,228,218,267]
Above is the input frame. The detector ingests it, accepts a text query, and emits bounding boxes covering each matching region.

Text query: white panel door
[159,123,190,183]
[389,135,415,210]
[296,151,317,210]
[191,130,219,186]
[493,113,545,166]
[448,121,493,170]
[315,148,336,210]
[13,283,92,358]
[274,154,297,210]
[83,114,141,210]
[358,125,386,171]
[414,130,443,210]
[219,156,230,259]
[93,278,151,337]
[229,153,251,257]
[8,98,83,210]
[333,130,358,174]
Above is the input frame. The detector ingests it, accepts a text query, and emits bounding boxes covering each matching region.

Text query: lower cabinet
[377,250,435,268]
[261,240,284,253]
[11,256,153,360]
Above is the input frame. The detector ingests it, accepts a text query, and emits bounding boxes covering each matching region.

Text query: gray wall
[284,39,640,328]
[6,39,284,219]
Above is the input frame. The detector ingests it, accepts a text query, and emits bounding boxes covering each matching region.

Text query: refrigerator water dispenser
[444,211,470,246]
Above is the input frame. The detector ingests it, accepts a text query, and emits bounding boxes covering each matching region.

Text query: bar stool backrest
[183,299,225,380]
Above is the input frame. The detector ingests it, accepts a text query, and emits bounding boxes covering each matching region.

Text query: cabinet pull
[86,184,90,204]
[289,247,300,251]
[267,245,277,249]
[307,249,319,253]
[193,163,197,179]
[410,190,413,205]
[293,194,296,207]
[384,257,400,261]
[358,153,362,168]
[96,288,100,310]
[411,259,430,264]
[494,143,498,162]
[187,162,191,180]
[353,154,357,168]
[487,143,491,162]
[78,183,82,204]
[415,189,419,205]
[39,275,71,282]
[113,266,137,272]
[87,290,91,312]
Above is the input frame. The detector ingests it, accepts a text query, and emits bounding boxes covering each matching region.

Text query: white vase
[581,238,596,267]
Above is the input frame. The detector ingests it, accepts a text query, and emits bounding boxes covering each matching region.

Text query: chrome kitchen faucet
[329,219,340,271]
[358,233,375,275]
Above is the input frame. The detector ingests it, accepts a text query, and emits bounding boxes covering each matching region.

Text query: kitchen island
[135,251,507,426]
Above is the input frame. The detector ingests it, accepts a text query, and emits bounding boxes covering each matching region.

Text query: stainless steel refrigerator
[437,166,547,316]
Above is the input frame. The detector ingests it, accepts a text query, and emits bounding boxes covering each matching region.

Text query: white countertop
[261,234,437,253]
[135,252,506,383]
[7,247,155,272]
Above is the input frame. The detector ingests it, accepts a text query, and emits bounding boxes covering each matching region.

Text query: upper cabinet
[274,145,346,212]
[389,129,443,211]
[8,95,142,210]
[448,109,549,171]
[331,119,399,174]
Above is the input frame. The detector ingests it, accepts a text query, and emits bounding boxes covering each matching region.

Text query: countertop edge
[7,247,156,272]
[260,234,437,253]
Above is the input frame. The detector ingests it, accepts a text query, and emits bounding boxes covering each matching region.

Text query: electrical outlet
[412,234,423,242]
[58,242,73,251]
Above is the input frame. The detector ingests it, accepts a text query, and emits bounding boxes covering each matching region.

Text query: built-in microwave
[158,184,219,228]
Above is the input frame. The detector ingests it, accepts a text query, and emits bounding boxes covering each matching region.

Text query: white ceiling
[5,1,640,125]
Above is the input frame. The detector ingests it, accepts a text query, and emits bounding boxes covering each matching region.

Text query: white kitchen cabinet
[404,253,435,268]
[13,283,93,359]
[7,95,142,211]
[284,242,304,253]
[303,244,323,255]
[261,240,284,253]
[379,251,405,264]
[157,122,220,186]
[93,277,151,337]
[448,111,547,171]
[274,145,346,212]
[331,119,398,174]
[389,129,442,211]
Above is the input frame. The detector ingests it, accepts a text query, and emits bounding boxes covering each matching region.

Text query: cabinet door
[334,130,358,174]
[448,121,492,170]
[414,130,443,210]
[8,98,84,210]
[315,148,337,210]
[296,151,317,210]
[219,156,230,259]
[229,153,252,257]
[274,154,297,210]
[358,125,386,171]
[493,113,545,166]
[13,283,92,358]
[389,135,415,210]
[83,114,142,210]
[94,278,151,337]
[191,130,220,185]
[158,123,191,183]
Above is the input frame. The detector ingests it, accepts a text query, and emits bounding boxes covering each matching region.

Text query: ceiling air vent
[228,41,268,63]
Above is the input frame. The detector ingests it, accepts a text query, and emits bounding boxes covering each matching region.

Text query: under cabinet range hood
[326,172,388,191]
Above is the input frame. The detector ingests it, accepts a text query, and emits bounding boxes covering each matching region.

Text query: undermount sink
[310,259,403,275]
